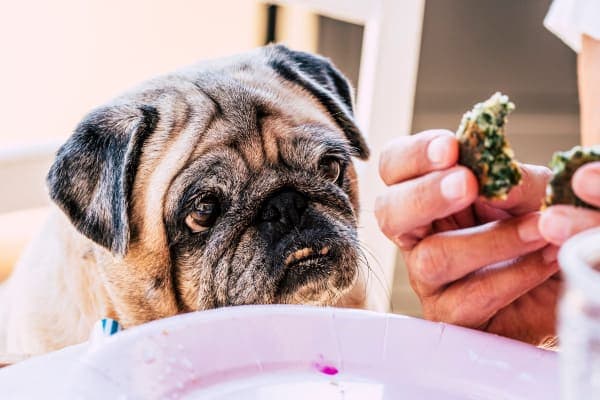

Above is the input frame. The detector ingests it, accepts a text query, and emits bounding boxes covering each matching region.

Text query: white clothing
[545,0,600,52]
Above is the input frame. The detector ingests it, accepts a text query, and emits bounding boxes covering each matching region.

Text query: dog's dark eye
[185,196,220,233]
[318,157,342,183]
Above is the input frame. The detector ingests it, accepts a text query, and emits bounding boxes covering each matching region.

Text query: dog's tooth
[285,253,295,266]
[320,246,330,255]
[285,248,315,266]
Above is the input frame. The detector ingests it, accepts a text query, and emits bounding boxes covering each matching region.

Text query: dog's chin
[275,256,357,306]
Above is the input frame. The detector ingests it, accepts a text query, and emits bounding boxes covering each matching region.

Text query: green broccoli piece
[456,92,522,199]
[544,146,600,210]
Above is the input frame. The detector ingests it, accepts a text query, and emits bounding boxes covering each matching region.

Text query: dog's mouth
[275,245,337,299]
[283,245,330,268]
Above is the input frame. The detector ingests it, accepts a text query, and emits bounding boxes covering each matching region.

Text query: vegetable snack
[456,92,522,199]
[543,146,600,210]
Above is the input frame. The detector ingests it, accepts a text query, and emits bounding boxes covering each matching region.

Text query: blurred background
[0,0,578,316]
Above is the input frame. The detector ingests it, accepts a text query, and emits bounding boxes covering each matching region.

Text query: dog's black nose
[258,189,307,241]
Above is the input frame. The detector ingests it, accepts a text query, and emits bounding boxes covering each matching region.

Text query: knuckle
[410,240,447,285]
[410,179,434,217]
[421,302,439,321]
[434,294,473,326]
[487,225,509,254]
[374,194,394,237]
[529,163,552,182]
[468,280,495,315]
[445,304,469,326]
[380,136,426,185]
[376,185,425,239]
[421,294,447,323]
[379,138,405,184]
[523,163,552,198]
[394,235,417,251]
[406,266,421,292]
[445,281,493,328]
[407,270,429,298]
[423,300,452,323]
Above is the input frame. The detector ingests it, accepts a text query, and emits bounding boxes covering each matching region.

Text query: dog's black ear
[47,104,159,256]
[268,44,369,160]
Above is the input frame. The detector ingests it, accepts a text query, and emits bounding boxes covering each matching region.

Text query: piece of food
[456,92,522,199]
[543,146,600,210]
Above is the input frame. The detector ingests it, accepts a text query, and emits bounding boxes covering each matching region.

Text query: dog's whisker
[357,242,395,313]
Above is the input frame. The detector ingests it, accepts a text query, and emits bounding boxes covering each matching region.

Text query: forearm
[578,35,600,146]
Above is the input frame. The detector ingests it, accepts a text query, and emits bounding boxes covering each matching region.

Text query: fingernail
[427,136,451,165]
[542,210,572,243]
[517,214,544,243]
[542,246,559,264]
[440,170,467,200]
[576,165,600,198]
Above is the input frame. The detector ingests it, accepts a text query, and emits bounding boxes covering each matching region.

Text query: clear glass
[558,227,600,399]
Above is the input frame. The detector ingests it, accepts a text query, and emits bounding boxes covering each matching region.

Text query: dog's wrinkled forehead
[161,44,367,152]
[183,87,349,172]
[125,46,359,180]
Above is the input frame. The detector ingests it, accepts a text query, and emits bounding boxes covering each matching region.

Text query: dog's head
[47,45,369,325]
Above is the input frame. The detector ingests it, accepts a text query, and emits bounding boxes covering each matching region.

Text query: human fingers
[432,207,478,233]
[375,166,478,244]
[390,224,431,251]
[421,245,559,328]
[408,212,548,295]
[539,204,600,245]
[479,163,552,215]
[379,129,458,185]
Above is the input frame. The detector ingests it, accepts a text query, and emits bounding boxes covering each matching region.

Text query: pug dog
[0,44,369,356]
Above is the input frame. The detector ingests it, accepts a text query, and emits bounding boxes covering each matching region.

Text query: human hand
[539,161,600,244]
[375,129,559,344]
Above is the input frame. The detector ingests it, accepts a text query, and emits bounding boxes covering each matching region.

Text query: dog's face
[47,45,369,326]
